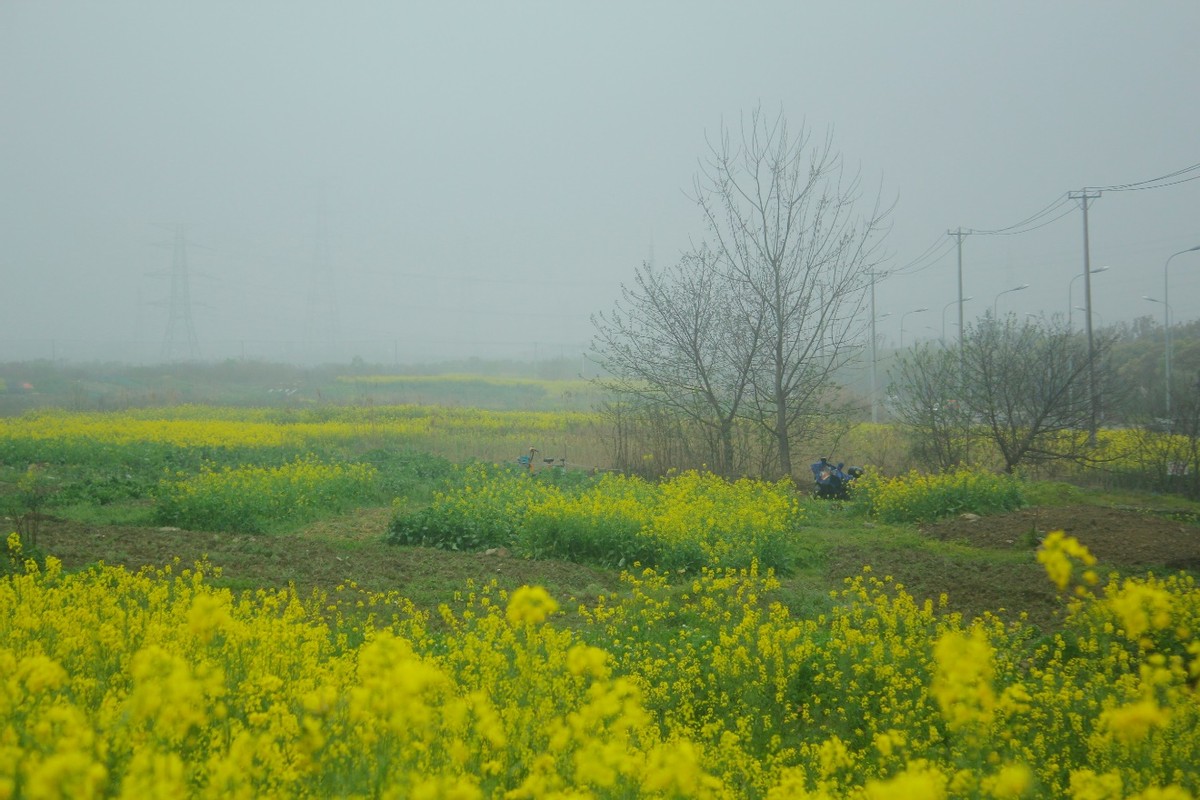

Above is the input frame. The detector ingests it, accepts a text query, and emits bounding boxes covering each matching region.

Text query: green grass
[52,500,158,527]
[1021,478,1200,512]
[7,400,1200,642]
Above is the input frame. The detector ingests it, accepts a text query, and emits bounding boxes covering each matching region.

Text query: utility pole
[947,227,969,382]
[869,271,879,423]
[161,224,200,361]
[1069,189,1102,443]
[304,186,339,364]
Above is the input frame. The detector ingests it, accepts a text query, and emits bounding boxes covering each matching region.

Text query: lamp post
[1144,295,1176,416]
[1074,307,1103,327]
[870,311,891,424]
[1069,266,1109,330]
[1162,246,1200,416]
[900,307,928,350]
[942,296,972,344]
[992,284,1029,317]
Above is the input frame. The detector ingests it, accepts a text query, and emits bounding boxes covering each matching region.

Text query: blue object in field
[811,457,862,499]
[518,447,539,472]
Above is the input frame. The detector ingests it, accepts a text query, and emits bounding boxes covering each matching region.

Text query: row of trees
[891,312,1200,498]
[590,107,1200,490]
[888,314,1120,474]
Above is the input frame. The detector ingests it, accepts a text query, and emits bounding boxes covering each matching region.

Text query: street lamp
[870,311,891,424]
[942,296,972,344]
[1144,294,1176,416]
[1162,245,1200,416]
[1075,307,1103,327]
[992,284,1029,317]
[899,307,928,350]
[1069,266,1109,330]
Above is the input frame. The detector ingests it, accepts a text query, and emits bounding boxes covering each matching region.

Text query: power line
[304,187,340,354]
[887,233,956,277]
[890,159,1200,296]
[1091,162,1200,193]
[971,202,1078,236]
[966,194,1075,236]
[947,161,1200,241]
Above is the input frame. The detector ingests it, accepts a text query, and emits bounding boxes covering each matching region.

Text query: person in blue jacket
[811,457,861,499]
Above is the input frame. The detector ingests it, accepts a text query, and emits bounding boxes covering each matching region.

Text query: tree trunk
[719,420,736,477]
[775,393,792,477]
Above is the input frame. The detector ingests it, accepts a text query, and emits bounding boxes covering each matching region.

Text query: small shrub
[388,467,802,572]
[852,465,1025,524]
[155,454,379,533]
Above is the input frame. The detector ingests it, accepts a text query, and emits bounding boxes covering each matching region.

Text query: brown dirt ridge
[22,508,619,612]
[921,504,1200,573]
[15,503,1200,632]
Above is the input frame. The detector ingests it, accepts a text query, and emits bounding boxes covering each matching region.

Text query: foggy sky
[2,2,1198,366]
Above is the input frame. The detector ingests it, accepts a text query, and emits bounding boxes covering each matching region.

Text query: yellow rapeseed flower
[982,762,1033,799]
[1068,768,1123,800]
[861,759,948,800]
[1126,788,1195,800]
[1107,580,1173,643]
[1100,698,1170,744]
[1037,531,1097,592]
[931,629,996,732]
[506,586,559,626]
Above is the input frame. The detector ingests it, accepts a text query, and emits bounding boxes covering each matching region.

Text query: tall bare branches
[593,108,890,478]
[694,107,891,475]
[890,313,1123,473]
[591,248,760,475]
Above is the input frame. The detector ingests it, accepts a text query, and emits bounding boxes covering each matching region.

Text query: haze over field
[2,2,1198,366]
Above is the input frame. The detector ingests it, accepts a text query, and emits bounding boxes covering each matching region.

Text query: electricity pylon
[303,188,339,363]
[161,224,200,361]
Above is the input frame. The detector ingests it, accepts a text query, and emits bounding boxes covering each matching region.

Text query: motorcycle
[811,457,863,500]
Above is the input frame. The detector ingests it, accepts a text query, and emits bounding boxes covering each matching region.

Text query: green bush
[852,465,1025,524]
[387,467,802,572]
[155,455,379,534]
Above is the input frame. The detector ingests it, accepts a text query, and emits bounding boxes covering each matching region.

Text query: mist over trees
[592,194,1200,496]
[888,313,1123,474]
[590,247,758,477]
[592,108,890,480]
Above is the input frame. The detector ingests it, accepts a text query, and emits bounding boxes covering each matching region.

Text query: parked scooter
[810,457,863,500]
[517,447,567,474]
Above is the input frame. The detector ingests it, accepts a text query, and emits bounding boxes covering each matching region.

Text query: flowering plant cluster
[388,467,801,572]
[0,406,599,534]
[3,529,1199,798]
[852,465,1026,523]
[154,454,380,534]
[0,404,603,474]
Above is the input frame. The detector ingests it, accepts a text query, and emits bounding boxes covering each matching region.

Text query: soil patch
[820,504,1200,632]
[15,503,1200,632]
[18,510,620,614]
[921,504,1200,573]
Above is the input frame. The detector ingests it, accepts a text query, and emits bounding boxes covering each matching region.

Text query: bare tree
[887,342,978,469]
[1162,372,1200,499]
[695,107,890,477]
[1123,368,1200,497]
[591,248,761,476]
[959,313,1121,473]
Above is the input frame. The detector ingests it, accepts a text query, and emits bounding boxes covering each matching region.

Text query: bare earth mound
[921,505,1200,573]
[20,509,619,613]
[821,504,1200,631]
[18,504,1200,632]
